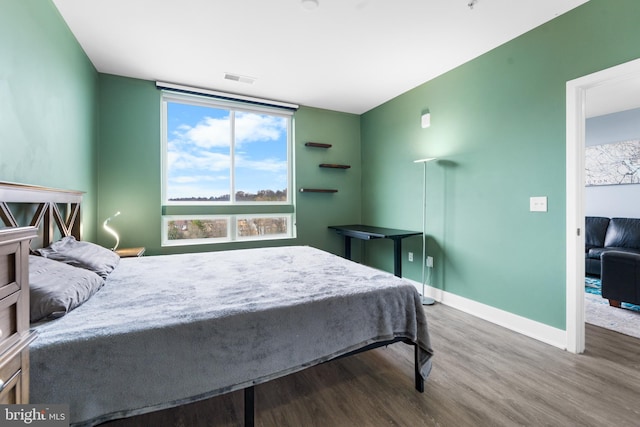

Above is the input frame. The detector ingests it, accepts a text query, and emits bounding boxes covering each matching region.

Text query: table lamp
[103,211,121,251]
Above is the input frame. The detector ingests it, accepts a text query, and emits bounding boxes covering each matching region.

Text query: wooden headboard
[0,182,84,248]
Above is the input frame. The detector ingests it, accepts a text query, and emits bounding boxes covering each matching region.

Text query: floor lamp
[414,158,436,305]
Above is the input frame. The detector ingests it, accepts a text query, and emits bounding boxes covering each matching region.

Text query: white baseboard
[407,279,568,350]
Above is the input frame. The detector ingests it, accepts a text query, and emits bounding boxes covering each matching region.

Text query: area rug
[585,276,640,339]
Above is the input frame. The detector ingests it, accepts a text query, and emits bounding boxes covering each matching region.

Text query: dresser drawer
[0,347,23,404]
[0,241,21,300]
[0,226,37,405]
[0,291,21,354]
[0,234,29,355]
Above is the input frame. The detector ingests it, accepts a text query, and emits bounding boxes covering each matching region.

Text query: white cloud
[235,113,285,145]
[171,175,227,184]
[182,116,231,148]
[236,155,286,173]
[168,149,230,172]
[171,112,285,150]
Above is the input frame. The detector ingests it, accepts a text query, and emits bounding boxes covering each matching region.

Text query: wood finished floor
[102,303,640,427]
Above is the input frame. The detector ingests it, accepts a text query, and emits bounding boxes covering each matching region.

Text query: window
[163,215,230,245]
[161,214,292,246]
[236,214,291,240]
[161,90,295,246]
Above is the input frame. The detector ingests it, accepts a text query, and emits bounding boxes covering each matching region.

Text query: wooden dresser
[0,227,37,404]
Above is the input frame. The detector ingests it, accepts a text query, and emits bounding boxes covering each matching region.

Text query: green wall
[97,76,161,251]
[97,74,362,255]
[360,0,640,329]
[294,107,362,257]
[6,0,640,331]
[0,0,99,240]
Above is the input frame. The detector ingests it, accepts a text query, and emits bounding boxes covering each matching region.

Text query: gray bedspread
[30,246,433,426]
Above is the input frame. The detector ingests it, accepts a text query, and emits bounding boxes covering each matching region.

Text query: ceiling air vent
[224,73,256,84]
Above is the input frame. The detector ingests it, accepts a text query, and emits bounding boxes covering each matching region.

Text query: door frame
[565,57,640,353]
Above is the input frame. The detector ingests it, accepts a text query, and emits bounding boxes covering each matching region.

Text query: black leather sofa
[586,216,640,307]
[585,217,640,276]
[601,251,640,307]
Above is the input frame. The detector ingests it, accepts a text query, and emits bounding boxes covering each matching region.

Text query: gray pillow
[35,236,120,279]
[29,255,105,322]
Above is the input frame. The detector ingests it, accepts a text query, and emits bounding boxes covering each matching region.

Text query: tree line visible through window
[166,216,289,241]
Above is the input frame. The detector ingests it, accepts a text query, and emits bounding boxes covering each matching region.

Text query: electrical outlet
[426,256,434,268]
[408,252,414,262]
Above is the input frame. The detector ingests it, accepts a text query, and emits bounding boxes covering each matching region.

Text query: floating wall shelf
[303,142,346,193]
[319,163,350,169]
[299,188,338,193]
[305,142,332,148]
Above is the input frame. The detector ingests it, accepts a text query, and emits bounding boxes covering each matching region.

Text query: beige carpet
[585,292,640,339]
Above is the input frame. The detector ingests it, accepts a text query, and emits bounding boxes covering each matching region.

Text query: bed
[0,182,433,427]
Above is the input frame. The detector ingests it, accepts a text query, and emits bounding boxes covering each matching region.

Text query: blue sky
[166,101,288,200]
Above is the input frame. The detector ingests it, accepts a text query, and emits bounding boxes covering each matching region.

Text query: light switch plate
[530,196,547,212]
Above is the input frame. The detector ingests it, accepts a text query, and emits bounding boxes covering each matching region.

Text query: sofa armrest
[601,251,640,305]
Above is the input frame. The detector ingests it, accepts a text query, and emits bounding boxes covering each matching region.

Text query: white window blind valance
[156,81,299,113]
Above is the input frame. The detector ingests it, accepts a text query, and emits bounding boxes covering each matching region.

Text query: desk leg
[393,238,402,277]
[344,235,353,260]
[244,386,254,427]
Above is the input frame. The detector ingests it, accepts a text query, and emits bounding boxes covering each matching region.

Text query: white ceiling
[52,0,589,115]
[586,74,640,118]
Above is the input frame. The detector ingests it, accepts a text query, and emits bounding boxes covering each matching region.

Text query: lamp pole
[414,158,436,305]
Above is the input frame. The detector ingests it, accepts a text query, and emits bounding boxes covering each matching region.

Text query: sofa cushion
[604,218,640,249]
[589,246,640,260]
[585,257,602,276]
[585,216,610,249]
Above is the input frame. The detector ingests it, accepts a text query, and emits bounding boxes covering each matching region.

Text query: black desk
[328,224,422,277]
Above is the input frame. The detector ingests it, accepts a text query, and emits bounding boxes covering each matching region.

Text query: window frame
[161,91,293,206]
[162,214,232,247]
[160,90,296,246]
[235,213,293,242]
[161,213,295,246]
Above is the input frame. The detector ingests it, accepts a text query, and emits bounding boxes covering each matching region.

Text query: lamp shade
[414,158,436,163]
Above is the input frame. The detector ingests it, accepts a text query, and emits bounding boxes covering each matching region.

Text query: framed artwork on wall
[585,139,640,186]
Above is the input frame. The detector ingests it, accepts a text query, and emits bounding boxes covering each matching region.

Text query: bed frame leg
[414,345,424,393]
[244,386,255,427]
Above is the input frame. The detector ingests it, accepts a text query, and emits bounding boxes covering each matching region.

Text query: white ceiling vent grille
[224,73,256,84]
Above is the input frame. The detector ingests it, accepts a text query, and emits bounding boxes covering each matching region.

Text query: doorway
[566,57,640,353]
